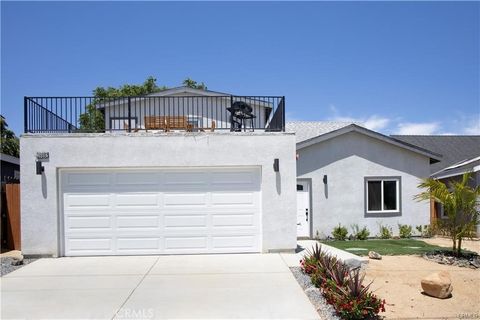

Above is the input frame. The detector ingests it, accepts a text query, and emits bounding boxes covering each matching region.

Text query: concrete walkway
[1,254,319,319]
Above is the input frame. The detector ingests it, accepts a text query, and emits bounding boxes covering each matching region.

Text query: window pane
[383,181,397,210]
[367,181,382,211]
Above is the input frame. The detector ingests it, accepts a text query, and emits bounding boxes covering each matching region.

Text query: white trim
[366,178,400,213]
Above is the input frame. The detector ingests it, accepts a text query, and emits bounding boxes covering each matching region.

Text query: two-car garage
[61,167,262,256]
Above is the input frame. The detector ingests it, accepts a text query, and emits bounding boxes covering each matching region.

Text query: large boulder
[421,271,453,299]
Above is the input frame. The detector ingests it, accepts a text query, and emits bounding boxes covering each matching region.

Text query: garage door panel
[115,172,159,186]
[65,173,111,187]
[164,236,207,250]
[116,215,160,229]
[211,235,257,249]
[163,172,208,186]
[114,194,159,207]
[66,216,112,230]
[116,237,161,250]
[62,167,261,256]
[64,194,111,208]
[163,193,207,207]
[67,238,113,251]
[164,214,207,228]
[212,214,255,227]
[211,192,256,206]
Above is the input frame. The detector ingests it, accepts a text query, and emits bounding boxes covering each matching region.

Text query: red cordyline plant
[300,244,386,319]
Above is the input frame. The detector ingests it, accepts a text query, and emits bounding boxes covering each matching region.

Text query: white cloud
[363,115,391,131]
[332,115,391,131]
[462,119,480,135]
[395,122,440,135]
[325,105,478,135]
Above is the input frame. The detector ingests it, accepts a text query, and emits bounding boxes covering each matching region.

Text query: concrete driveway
[1,254,319,319]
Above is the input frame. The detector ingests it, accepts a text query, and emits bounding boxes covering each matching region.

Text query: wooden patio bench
[142,116,215,132]
[144,116,168,131]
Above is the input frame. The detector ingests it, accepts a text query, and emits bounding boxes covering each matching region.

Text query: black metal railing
[24,95,285,133]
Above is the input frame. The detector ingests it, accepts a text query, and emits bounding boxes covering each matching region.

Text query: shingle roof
[286,121,356,143]
[391,135,480,174]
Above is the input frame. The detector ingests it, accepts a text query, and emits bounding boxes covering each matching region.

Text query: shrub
[398,224,413,238]
[300,246,386,319]
[356,226,370,240]
[416,224,435,238]
[378,224,393,239]
[332,224,349,241]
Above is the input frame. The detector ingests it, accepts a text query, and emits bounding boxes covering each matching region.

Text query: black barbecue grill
[227,101,256,132]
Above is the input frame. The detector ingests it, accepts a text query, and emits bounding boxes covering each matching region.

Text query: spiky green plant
[415,172,479,256]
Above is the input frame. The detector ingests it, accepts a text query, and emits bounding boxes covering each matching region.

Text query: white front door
[296,181,310,238]
[61,167,262,256]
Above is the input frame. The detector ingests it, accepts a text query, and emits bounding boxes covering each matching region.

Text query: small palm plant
[415,172,479,256]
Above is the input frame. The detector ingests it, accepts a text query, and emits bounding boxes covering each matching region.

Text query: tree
[182,78,207,90]
[79,76,166,132]
[92,76,167,99]
[78,105,106,132]
[415,173,479,256]
[0,115,19,157]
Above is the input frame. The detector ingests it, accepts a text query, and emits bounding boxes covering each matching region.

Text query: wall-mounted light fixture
[323,174,328,184]
[36,161,44,175]
[35,152,49,175]
[273,158,280,172]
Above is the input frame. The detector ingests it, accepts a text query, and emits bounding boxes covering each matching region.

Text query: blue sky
[2,1,479,136]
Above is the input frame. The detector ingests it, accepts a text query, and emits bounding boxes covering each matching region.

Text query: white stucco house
[22,87,294,257]
[287,121,441,239]
[21,87,440,257]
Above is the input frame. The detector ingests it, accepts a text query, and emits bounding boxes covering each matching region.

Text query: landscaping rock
[11,254,24,266]
[11,257,23,266]
[1,256,36,276]
[421,271,453,299]
[290,267,340,320]
[423,250,479,269]
[368,251,382,260]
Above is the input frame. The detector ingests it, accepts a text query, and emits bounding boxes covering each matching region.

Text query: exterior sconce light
[273,158,280,172]
[323,175,328,184]
[36,161,44,175]
[35,152,49,175]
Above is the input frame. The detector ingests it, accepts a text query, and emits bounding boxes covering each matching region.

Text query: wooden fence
[1,181,21,250]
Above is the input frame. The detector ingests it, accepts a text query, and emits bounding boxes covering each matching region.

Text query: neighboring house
[99,87,279,132]
[392,135,480,232]
[1,153,20,182]
[21,88,295,257]
[287,122,441,239]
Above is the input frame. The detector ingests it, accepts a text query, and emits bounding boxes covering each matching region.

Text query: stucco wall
[20,132,297,256]
[297,131,431,238]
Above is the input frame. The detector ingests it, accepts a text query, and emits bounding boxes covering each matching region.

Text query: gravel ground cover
[290,266,340,320]
[1,257,37,276]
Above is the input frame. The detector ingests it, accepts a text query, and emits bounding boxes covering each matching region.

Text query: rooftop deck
[24,95,285,133]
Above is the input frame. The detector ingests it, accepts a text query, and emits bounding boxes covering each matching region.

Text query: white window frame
[365,177,401,214]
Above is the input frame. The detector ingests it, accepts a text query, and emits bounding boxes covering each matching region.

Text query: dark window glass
[383,181,397,210]
[297,184,304,191]
[367,181,382,211]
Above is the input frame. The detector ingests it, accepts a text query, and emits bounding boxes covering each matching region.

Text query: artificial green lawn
[320,239,446,256]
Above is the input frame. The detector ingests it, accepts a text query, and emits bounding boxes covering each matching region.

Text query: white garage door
[61,167,261,256]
